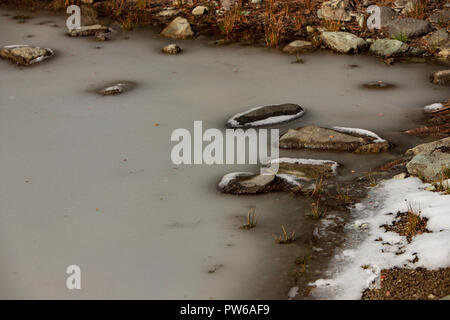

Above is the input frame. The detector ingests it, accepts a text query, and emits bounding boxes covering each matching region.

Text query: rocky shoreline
[1,0,449,63]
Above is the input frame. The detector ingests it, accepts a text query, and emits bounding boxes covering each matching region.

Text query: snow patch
[309,177,450,299]
[332,126,386,143]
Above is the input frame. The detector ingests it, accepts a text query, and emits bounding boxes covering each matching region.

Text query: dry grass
[274,225,296,244]
[308,175,324,197]
[405,201,425,238]
[307,201,326,219]
[219,5,240,40]
[323,19,342,32]
[241,208,257,230]
[366,170,377,187]
[406,0,428,19]
[336,183,350,202]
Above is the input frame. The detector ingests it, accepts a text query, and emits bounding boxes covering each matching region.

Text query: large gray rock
[321,32,366,53]
[317,0,353,22]
[161,17,194,39]
[369,39,409,57]
[282,40,314,54]
[430,70,450,86]
[388,18,433,39]
[424,29,449,47]
[406,137,450,181]
[279,125,390,153]
[0,45,54,66]
[378,6,398,28]
[429,9,450,24]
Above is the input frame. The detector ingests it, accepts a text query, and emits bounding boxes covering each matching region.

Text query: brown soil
[362,267,450,300]
[381,211,429,243]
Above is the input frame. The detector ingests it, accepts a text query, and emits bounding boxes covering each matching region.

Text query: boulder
[388,18,433,39]
[376,7,398,28]
[161,43,182,54]
[430,70,450,86]
[282,40,314,54]
[0,45,54,66]
[67,24,109,37]
[429,9,450,24]
[424,29,449,47]
[406,137,450,181]
[226,103,304,128]
[279,125,390,153]
[317,0,353,22]
[406,137,450,156]
[160,17,194,39]
[192,6,208,16]
[321,32,366,53]
[369,39,409,57]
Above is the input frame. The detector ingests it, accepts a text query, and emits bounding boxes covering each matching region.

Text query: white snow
[218,172,254,189]
[332,126,386,143]
[270,157,339,174]
[275,173,302,186]
[309,177,450,299]
[423,103,444,112]
[227,104,304,128]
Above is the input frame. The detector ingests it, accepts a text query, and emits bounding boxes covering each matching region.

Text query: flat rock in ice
[279,125,390,153]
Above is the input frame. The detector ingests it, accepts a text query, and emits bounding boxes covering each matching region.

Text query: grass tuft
[241,208,257,230]
[274,225,295,244]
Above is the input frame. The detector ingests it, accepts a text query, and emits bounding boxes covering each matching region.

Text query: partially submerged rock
[279,125,390,153]
[226,103,304,128]
[406,137,450,181]
[369,39,409,57]
[269,158,339,180]
[317,0,353,22]
[321,32,366,53]
[363,81,395,89]
[218,172,301,194]
[282,40,314,54]
[0,45,54,66]
[97,81,136,96]
[430,70,450,86]
[161,43,182,54]
[67,25,110,37]
[388,18,433,39]
[160,17,194,39]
